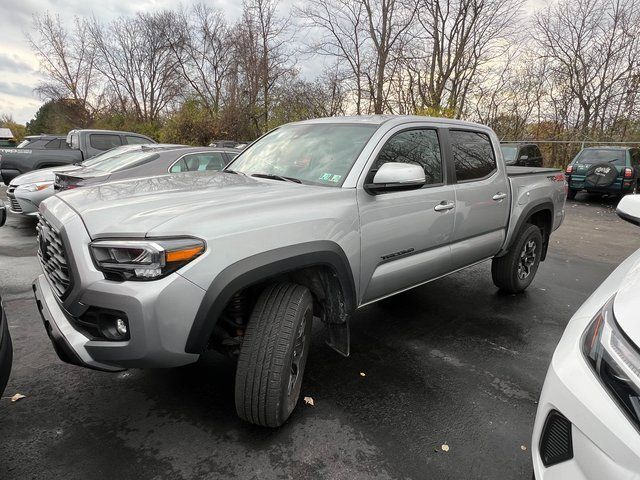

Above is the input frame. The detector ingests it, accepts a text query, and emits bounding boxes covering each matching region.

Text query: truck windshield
[575,149,626,166]
[227,123,379,186]
[84,150,159,173]
[501,146,518,164]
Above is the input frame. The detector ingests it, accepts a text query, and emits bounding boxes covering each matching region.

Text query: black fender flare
[185,241,357,354]
[500,200,555,260]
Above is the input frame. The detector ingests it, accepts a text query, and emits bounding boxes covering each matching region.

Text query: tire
[0,309,13,397]
[492,224,543,294]
[235,283,313,427]
[567,188,577,200]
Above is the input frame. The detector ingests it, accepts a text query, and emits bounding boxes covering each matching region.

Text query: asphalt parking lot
[0,188,638,480]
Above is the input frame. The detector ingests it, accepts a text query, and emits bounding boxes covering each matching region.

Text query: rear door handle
[434,201,455,212]
[492,192,507,201]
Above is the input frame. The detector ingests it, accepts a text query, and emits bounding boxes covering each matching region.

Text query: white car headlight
[90,237,205,281]
[16,181,53,192]
[582,295,640,429]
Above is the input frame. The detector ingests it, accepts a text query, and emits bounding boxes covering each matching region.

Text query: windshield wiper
[250,173,302,184]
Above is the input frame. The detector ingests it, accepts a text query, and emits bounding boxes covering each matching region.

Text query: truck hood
[10,165,80,186]
[613,254,640,350]
[55,171,341,237]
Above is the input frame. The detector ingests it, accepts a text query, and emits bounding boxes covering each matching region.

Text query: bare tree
[170,4,233,115]
[409,0,525,117]
[234,0,295,133]
[88,11,182,122]
[534,0,640,137]
[297,0,369,114]
[28,13,97,116]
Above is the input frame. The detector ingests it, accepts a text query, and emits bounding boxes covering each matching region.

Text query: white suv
[532,194,640,479]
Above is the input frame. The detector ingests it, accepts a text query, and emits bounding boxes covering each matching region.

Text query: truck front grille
[36,215,71,298]
[6,186,21,213]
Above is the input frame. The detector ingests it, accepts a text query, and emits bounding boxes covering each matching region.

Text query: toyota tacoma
[28,116,566,427]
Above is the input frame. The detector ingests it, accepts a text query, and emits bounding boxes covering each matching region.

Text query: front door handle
[492,192,507,201]
[434,201,455,212]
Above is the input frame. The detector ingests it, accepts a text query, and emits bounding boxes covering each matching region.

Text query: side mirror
[617,195,640,226]
[519,155,529,161]
[365,162,426,195]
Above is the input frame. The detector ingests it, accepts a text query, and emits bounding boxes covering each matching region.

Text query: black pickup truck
[0,129,155,185]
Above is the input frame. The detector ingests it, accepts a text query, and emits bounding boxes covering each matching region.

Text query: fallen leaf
[10,393,26,403]
[441,444,449,452]
[360,372,366,377]
[303,396,314,406]
[520,445,527,451]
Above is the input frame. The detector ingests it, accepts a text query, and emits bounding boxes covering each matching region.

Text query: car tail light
[565,165,573,174]
[624,167,633,178]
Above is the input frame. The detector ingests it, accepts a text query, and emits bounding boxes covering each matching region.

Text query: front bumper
[7,186,50,215]
[33,197,204,370]
[532,362,640,479]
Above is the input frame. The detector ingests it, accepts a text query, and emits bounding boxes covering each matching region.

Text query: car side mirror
[616,195,640,227]
[365,162,426,195]
[519,155,529,161]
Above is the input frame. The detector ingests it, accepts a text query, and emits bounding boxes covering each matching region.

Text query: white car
[532,194,640,479]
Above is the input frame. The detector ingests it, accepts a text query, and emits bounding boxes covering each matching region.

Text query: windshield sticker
[320,173,342,183]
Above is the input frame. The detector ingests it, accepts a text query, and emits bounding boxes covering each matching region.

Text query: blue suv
[565,147,639,200]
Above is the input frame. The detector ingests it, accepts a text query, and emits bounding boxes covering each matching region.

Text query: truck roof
[290,115,489,130]
[67,128,153,137]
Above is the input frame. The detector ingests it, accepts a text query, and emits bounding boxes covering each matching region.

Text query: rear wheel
[492,224,543,294]
[235,283,313,427]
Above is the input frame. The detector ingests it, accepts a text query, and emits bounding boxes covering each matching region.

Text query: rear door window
[450,130,497,182]
[176,152,228,172]
[90,134,123,151]
[44,139,62,149]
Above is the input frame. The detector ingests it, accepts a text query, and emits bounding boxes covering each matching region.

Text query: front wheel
[235,283,313,427]
[492,224,543,294]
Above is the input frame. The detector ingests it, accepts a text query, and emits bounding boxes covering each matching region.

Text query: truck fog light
[116,318,128,336]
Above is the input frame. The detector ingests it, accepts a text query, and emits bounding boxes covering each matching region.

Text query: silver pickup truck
[29,116,565,427]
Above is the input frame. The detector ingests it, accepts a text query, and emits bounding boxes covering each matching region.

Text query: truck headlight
[90,238,205,280]
[17,182,53,192]
[582,295,640,429]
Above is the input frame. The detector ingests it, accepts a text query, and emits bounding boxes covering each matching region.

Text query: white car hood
[9,165,81,186]
[613,255,640,349]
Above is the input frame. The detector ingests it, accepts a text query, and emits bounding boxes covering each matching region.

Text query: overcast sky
[0,0,548,125]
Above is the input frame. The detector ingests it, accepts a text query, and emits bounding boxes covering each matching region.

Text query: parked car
[0,296,12,397]
[29,115,565,427]
[565,146,640,199]
[500,143,544,167]
[532,194,640,479]
[54,146,239,191]
[5,144,181,217]
[0,129,155,185]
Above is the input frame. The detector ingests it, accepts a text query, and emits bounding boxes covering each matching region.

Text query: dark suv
[500,143,544,167]
[565,147,640,200]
